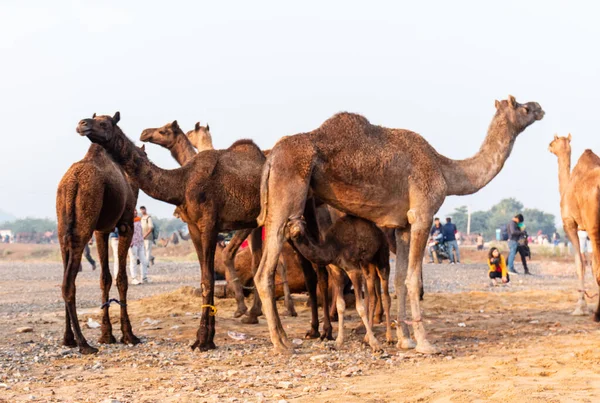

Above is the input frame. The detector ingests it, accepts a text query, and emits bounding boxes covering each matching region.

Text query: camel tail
[61,180,79,271]
[257,157,271,226]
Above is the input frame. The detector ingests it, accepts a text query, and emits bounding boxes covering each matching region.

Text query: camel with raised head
[56,143,139,354]
[288,215,392,351]
[256,96,544,354]
[140,121,297,319]
[78,113,332,350]
[549,134,600,318]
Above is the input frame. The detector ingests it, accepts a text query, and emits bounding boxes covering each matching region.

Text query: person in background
[488,247,509,285]
[428,217,443,263]
[552,231,561,247]
[577,230,590,267]
[79,237,96,272]
[516,221,531,275]
[109,228,119,278]
[507,214,525,274]
[129,209,148,285]
[476,233,485,251]
[140,206,155,266]
[442,217,460,264]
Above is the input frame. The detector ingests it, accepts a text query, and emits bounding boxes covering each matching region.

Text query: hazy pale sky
[1,1,599,223]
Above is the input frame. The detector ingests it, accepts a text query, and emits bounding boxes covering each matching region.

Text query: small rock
[278,400,289,403]
[16,327,33,333]
[292,338,303,346]
[277,381,293,389]
[444,356,453,360]
[457,323,466,327]
[310,354,328,362]
[101,400,121,403]
[227,331,247,341]
[86,318,100,329]
[0,383,8,389]
[341,366,360,377]
[529,320,539,324]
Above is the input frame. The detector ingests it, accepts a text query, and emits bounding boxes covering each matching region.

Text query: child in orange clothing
[488,247,509,285]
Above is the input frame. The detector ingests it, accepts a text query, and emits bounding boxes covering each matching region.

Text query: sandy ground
[2,256,600,402]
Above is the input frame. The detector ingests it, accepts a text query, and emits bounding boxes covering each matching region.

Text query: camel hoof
[241,315,259,325]
[62,337,77,348]
[415,340,440,355]
[335,339,344,349]
[282,309,298,317]
[98,334,117,344]
[594,312,600,323]
[397,338,416,350]
[191,340,217,351]
[273,345,295,355]
[79,345,99,355]
[305,328,320,339]
[233,307,248,319]
[353,324,367,335]
[320,329,334,341]
[373,315,383,325]
[121,334,141,345]
[572,306,589,316]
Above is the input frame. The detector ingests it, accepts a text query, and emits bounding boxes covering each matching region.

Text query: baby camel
[287,215,392,351]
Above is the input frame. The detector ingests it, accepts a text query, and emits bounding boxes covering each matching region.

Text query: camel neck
[103,130,186,205]
[195,134,214,153]
[169,133,197,165]
[556,153,571,198]
[440,115,519,195]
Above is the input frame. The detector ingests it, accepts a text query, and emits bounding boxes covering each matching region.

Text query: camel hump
[577,149,600,168]
[319,112,371,130]
[228,139,264,156]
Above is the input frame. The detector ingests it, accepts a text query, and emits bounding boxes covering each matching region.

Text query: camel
[56,143,139,354]
[255,95,544,354]
[77,113,332,350]
[287,215,392,351]
[186,122,214,152]
[140,121,297,319]
[549,134,600,318]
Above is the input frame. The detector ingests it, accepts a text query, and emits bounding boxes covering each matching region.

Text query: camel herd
[56,95,599,357]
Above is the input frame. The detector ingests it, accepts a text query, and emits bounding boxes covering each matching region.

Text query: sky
[1,0,599,224]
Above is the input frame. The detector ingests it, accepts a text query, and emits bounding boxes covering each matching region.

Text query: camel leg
[348,270,382,352]
[377,260,394,344]
[62,245,98,354]
[329,265,346,348]
[221,229,253,319]
[189,223,219,351]
[395,227,416,349]
[60,246,76,348]
[96,231,116,344]
[116,224,139,345]
[364,265,378,330]
[372,273,383,325]
[242,228,264,324]
[564,221,588,315]
[407,224,438,354]
[279,256,298,317]
[295,245,321,339]
[328,266,340,322]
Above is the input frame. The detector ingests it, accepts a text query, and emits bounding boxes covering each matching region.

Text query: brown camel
[256,95,544,354]
[549,134,600,318]
[77,113,332,350]
[56,142,139,354]
[186,122,214,152]
[140,121,296,319]
[287,215,392,351]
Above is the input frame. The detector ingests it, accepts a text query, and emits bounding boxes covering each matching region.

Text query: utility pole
[467,205,471,235]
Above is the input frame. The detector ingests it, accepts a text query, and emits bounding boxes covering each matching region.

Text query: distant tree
[152,217,186,237]
[448,206,468,232]
[3,217,57,233]
[523,208,556,237]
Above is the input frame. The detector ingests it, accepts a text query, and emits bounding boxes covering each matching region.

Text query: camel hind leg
[564,220,588,315]
[348,270,382,352]
[395,227,416,349]
[242,228,264,324]
[96,231,116,344]
[221,229,253,319]
[115,223,139,345]
[278,256,298,317]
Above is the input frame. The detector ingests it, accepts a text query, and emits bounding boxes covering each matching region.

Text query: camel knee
[286,218,306,241]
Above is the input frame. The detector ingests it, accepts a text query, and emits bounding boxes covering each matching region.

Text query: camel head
[494,95,545,133]
[548,133,572,157]
[139,120,184,148]
[185,122,213,150]
[77,112,121,143]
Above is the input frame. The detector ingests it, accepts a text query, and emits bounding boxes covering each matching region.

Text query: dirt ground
[2,248,600,402]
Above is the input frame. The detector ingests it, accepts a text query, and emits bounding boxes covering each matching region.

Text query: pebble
[277,381,293,389]
[16,327,33,333]
[310,354,329,362]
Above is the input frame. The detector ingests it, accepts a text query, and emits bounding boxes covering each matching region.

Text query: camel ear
[112,111,121,125]
[206,123,210,132]
[494,100,501,110]
[554,134,558,140]
[140,144,146,151]
[567,133,572,142]
[507,95,516,108]
[171,120,179,130]
[195,122,201,131]
[92,113,96,118]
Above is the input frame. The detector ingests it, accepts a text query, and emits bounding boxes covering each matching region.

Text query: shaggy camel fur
[186,122,214,152]
[288,215,392,351]
[549,134,600,318]
[56,142,139,354]
[140,121,298,318]
[78,113,331,350]
[256,96,544,354]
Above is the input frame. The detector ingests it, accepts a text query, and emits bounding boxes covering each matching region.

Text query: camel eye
[159,130,165,135]
[522,106,529,113]
[100,122,107,128]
